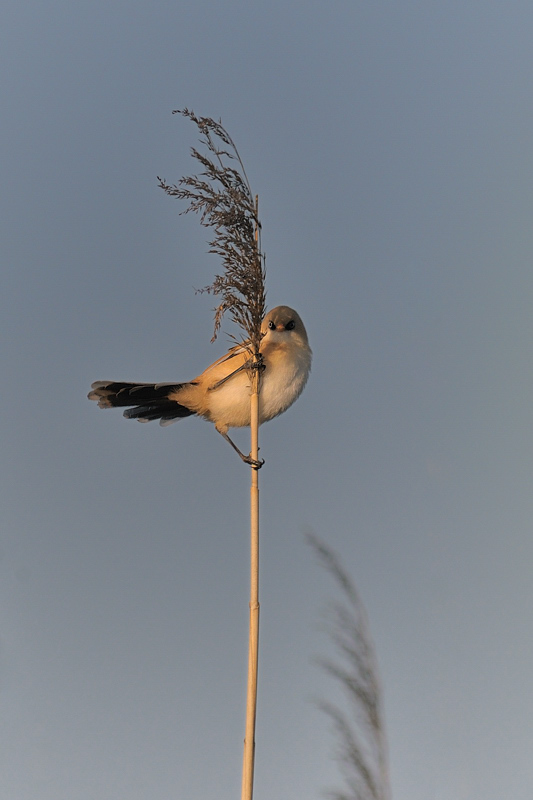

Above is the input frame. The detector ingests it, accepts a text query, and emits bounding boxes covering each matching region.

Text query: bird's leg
[219,431,265,469]
[208,363,247,391]
[209,355,264,392]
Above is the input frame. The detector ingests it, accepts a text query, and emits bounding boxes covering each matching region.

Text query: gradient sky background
[2,3,533,799]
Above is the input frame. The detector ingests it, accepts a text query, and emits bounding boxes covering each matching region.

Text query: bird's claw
[245,455,265,470]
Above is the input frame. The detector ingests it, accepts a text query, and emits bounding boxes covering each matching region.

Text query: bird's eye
[285,320,295,330]
[268,320,276,330]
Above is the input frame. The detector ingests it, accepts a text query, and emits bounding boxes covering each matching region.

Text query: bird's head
[261,306,309,347]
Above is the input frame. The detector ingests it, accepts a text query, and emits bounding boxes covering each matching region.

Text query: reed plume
[158,108,266,354]
[308,533,391,800]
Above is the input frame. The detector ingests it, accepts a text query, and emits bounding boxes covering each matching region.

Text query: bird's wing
[199,340,253,391]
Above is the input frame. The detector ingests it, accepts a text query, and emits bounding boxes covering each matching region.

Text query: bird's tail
[88,381,195,425]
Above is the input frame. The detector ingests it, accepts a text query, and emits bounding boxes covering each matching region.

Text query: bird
[88,305,311,468]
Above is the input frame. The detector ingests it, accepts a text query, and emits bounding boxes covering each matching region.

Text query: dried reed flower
[157,109,266,354]
[307,533,391,800]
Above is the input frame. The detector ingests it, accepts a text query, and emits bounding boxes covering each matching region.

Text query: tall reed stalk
[242,353,260,800]
[159,110,266,800]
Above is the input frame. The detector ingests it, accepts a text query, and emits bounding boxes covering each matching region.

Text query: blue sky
[2,3,533,799]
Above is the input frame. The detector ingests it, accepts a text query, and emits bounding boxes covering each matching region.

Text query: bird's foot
[243,454,265,470]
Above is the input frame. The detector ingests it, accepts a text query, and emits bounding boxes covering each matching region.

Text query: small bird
[88,305,311,467]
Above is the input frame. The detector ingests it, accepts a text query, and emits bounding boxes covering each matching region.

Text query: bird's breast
[258,343,311,423]
[205,341,311,431]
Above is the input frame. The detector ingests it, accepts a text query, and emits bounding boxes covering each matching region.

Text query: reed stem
[241,360,261,800]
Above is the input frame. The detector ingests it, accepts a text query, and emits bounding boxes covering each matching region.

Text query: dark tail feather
[88,381,179,407]
[123,401,194,424]
[88,381,195,424]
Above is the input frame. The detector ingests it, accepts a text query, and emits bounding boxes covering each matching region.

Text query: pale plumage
[88,306,311,466]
